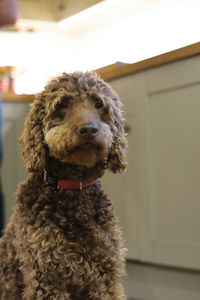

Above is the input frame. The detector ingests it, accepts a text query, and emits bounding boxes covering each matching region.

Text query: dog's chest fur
[14,175,120,292]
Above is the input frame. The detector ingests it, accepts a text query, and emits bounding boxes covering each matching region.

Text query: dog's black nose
[78,123,99,138]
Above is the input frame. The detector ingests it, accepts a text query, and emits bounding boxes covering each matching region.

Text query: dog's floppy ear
[107,134,127,174]
[19,93,46,172]
[106,94,127,174]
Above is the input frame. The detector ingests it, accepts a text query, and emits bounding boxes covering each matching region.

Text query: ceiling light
[58,0,120,28]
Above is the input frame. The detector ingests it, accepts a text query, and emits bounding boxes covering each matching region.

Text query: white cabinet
[1,102,29,224]
[103,55,200,270]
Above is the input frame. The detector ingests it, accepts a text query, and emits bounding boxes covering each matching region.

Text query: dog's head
[19,72,127,174]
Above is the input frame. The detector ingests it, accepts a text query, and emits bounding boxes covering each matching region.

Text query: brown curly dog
[0,71,127,300]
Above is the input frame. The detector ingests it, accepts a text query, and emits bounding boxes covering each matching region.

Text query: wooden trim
[2,92,34,102]
[95,42,200,81]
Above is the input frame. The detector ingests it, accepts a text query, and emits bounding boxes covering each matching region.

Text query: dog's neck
[45,157,106,181]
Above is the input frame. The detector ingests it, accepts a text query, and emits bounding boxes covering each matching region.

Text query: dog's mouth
[60,141,107,167]
[67,142,103,153]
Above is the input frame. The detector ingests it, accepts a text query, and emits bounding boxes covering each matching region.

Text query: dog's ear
[19,93,46,172]
[107,133,127,174]
[106,94,128,174]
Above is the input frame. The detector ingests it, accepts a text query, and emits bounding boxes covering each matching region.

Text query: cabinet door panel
[1,102,29,225]
[147,55,200,94]
[147,84,200,269]
[102,73,147,260]
[102,115,140,260]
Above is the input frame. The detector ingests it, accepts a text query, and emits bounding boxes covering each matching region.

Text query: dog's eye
[57,101,68,110]
[56,96,69,110]
[51,87,57,92]
[95,102,103,109]
[93,97,104,109]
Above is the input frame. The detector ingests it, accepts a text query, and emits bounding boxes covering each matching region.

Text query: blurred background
[1,0,200,299]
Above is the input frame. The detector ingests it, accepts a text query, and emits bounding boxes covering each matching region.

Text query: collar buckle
[44,169,58,189]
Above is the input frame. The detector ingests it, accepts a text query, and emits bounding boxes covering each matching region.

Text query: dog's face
[44,93,113,167]
[19,72,127,173]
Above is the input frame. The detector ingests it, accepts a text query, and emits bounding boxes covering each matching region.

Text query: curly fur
[0,71,127,300]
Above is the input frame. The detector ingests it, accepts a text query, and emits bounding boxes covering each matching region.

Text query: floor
[124,261,200,300]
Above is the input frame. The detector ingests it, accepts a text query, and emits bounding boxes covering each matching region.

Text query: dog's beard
[45,124,113,167]
[45,135,111,168]
[47,142,108,167]
[65,143,107,167]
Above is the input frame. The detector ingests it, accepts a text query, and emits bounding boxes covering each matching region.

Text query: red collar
[44,169,95,190]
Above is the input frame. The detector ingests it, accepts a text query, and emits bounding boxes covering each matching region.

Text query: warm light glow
[58,0,150,34]
[59,0,111,28]
[0,0,199,94]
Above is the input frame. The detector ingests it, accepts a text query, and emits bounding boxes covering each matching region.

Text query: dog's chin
[61,143,107,168]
